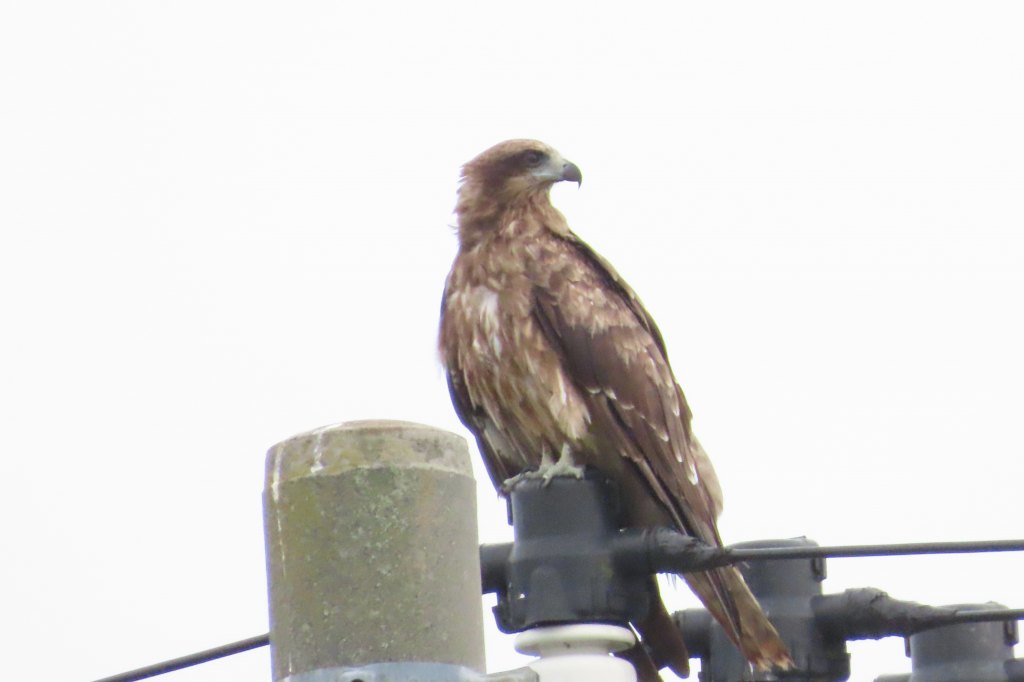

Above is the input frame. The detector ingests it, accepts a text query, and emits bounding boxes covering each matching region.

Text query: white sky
[2,2,1022,681]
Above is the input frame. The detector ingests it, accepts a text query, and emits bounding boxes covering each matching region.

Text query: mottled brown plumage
[439,139,793,679]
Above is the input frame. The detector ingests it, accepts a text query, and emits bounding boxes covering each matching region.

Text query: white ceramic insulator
[515,624,638,682]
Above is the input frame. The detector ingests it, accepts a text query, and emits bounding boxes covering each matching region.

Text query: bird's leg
[539,443,586,485]
[499,446,550,493]
[500,444,585,492]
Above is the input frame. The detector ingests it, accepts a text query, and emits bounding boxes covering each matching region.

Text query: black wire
[939,608,1024,627]
[92,538,1024,680]
[725,538,1024,562]
[92,633,269,682]
[89,610,1024,682]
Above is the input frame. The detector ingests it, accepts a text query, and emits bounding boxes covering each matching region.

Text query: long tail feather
[685,567,794,671]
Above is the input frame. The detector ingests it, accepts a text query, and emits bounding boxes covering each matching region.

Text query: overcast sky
[2,2,1022,681]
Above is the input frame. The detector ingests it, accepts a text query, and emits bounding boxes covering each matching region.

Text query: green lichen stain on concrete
[264,422,484,678]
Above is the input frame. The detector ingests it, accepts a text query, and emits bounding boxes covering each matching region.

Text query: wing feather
[531,232,718,544]
[530,232,792,670]
[441,297,517,490]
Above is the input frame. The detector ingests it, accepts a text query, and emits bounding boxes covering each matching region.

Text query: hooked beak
[560,161,582,187]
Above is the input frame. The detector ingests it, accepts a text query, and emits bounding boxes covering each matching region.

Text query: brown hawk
[439,139,793,679]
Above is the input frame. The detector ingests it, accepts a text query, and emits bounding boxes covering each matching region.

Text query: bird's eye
[522,150,546,167]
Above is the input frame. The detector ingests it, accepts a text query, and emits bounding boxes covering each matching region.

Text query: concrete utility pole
[263,420,486,682]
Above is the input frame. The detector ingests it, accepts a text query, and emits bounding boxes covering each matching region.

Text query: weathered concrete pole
[264,420,486,681]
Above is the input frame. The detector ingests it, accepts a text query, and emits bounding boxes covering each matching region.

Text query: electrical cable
[92,633,269,682]
[92,538,1024,680]
[725,538,1024,562]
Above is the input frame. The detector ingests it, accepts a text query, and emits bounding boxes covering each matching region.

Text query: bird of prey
[439,139,793,679]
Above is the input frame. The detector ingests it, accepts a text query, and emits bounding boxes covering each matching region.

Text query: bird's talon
[501,469,540,493]
[537,456,586,484]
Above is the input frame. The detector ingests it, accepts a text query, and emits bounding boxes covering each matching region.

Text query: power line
[725,537,1024,562]
[93,538,1024,681]
[938,608,1024,626]
[92,634,268,682]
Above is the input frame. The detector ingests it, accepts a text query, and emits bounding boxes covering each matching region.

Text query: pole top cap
[265,420,471,492]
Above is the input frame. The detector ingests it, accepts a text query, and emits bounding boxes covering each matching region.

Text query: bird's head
[459,139,582,205]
